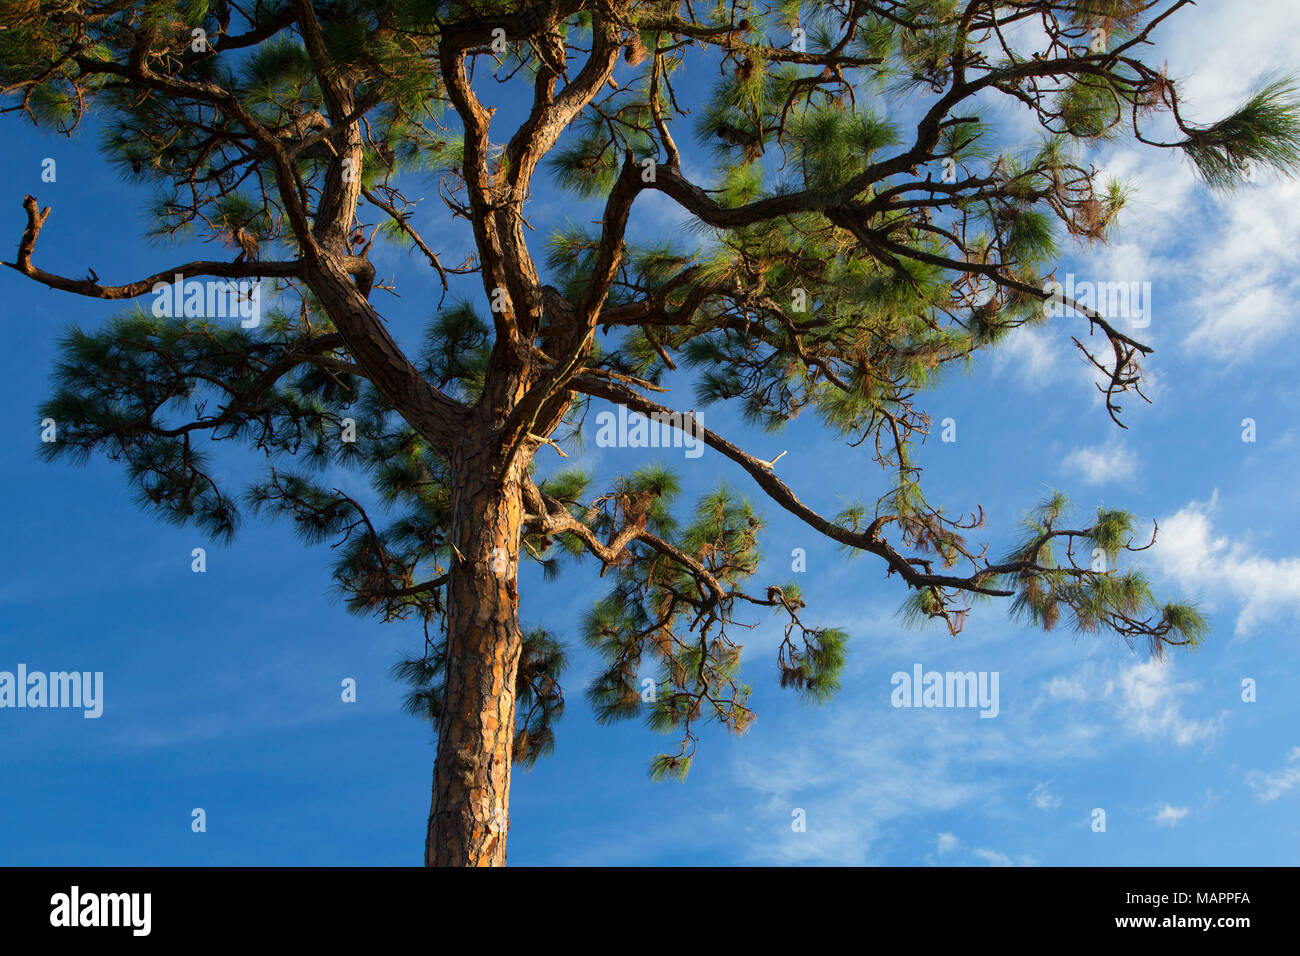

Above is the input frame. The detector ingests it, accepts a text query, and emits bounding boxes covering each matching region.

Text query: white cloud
[933,832,1035,866]
[731,718,983,865]
[1248,747,1300,802]
[1185,269,1295,361]
[1062,440,1139,486]
[726,615,1229,864]
[980,4,1300,391]
[1151,496,1300,635]
[1094,149,1199,226]
[1063,0,1300,366]
[992,326,1060,388]
[1030,782,1061,811]
[1106,659,1225,747]
[1044,674,1088,701]
[1160,0,1300,122]
[1154,804,1190,828]
[1178,179,1300,361]
[973,847,1015,867]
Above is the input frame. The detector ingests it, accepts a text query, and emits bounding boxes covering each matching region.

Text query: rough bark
[424,443,526,867]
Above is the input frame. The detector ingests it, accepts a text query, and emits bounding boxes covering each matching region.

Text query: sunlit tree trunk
[425,444,526,867]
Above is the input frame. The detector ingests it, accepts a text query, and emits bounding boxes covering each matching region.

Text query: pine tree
[2,0,1296,866]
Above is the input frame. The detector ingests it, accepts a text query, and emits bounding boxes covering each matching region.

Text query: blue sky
[2,3,1300,866]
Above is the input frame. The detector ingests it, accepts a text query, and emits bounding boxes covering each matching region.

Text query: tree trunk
[424,444,526,867]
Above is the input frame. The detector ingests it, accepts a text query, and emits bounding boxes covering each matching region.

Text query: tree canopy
[3,0,1295,819]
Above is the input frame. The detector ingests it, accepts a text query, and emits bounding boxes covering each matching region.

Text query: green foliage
[579,482,768,776]
[777,625,847,701]
[393,626,567,769]
[1159,602,1210,649]
[1090,508,1136,557]
[420,302,491,399]
[513,629,568,768]
[14,0,1266,787]
[899,587,945,629]
[1057,74,1125,139]
[648,752,691,782]
[547,107,655,197]
[785,107,901,191]
[1182,76,1300,189]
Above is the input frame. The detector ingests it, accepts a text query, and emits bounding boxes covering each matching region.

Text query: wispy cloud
[972,847,1015,866]
[1062,440,1139,486]
[1153,804,1190,828]
[1043,674,1089,701]
[991,326,1060,388]
[1030,782,1062,811]
[1151,495,1300,635]
[1105,659,1225,747]
[1248,747,1300,802]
